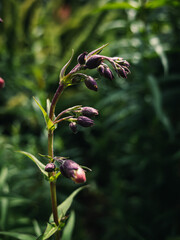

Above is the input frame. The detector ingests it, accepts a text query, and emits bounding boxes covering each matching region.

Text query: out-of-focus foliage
[0,0,180,239]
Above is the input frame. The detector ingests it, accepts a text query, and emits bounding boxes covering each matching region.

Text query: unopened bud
[98,65,105,75]
[60,160,86,184]
[69,122,78,134]
[85,55,103,69]
[77,52,88,65]
[45,163,56,172]
[0,77,5,89]
[84,76,98,91]
[82,107,98,117]
[104,68,114,81]
[116,67,127,78]
[77,116,94,127]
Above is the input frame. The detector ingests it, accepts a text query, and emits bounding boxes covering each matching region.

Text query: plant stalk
[48,83,64,240]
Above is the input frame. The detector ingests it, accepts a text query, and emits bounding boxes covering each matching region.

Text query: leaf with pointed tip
[17,151,48,177]
[60,50,74,80]
[81,165,92,172]
[33,97,55,131]
[36,223,59,240]
[49,185,89,222]
[86,43,109,60]
[0,232,36,240]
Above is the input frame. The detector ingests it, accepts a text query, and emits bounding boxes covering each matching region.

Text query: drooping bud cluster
[0,77,5,89]
[55,105,99,134]
[74,44,130,91]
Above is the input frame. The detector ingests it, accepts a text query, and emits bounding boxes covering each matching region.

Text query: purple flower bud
[85,55,103,69]
[81,107,98,117]
[98,65,114,81]
[60,160,86,184]
[103,68,114,81]
[0,77,5,89]
[116,67,127,78]
[45,163,56,172]
[69,122,78,134]
[77,52,88,65]
[121,60,130,67]
[77,116,94,127]
[0,18,3,23]
[98,65,105,75]
[84,76,98,91]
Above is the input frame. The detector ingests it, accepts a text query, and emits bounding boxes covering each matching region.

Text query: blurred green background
[0,0,180,239]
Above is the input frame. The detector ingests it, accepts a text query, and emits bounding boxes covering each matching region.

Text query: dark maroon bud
[121,60,130,67]
[45,163,56,172]
[84,76,98,91]
[77,116,94,127]
[98,65,105,75]
[85,55,103,69]
[0,77,5,89]
[103,68,114,81]
[60,160,86,183]
[69,122,78,134]
[77,52,88,65]
[81,107,98,117]
[116,67,127,78]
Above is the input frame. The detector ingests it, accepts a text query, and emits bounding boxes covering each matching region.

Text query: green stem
[48,83,64,240]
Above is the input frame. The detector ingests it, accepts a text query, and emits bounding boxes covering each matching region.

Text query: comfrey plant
[19,44,130,239]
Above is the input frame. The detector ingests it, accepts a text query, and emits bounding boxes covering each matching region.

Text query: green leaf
[17,151,48,177]
[33,220,42,237]
[86,43,109,59]
[36,223,59,240]
[61,211,75,240]
[60,50,74,80]
[94,2,138,13]
[0,232,36,240]
[149,36,168,75]
[33,97,55,131]
[148,75,173,136]
[49,185,89,222]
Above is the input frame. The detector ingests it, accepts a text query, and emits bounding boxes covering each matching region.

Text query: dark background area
[0,0,180,239]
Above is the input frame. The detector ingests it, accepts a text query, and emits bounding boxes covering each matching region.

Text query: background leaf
[0,232,36,240]
[61,211,75,240]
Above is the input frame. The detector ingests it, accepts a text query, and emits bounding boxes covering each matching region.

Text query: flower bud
[69,122,78,134]
[77,116,94,127]
[45,163,56,172]
[116,67,127,78]
[60,160,86,184]
[0,77,5,89]
[98,65,105,75]
[0,18,3,23]
[103,68,114,81]
[85,55,103,69]
[121,60,130,67]
[77,52,88,65]
[84,76,98,91]
[81,107,98,117]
